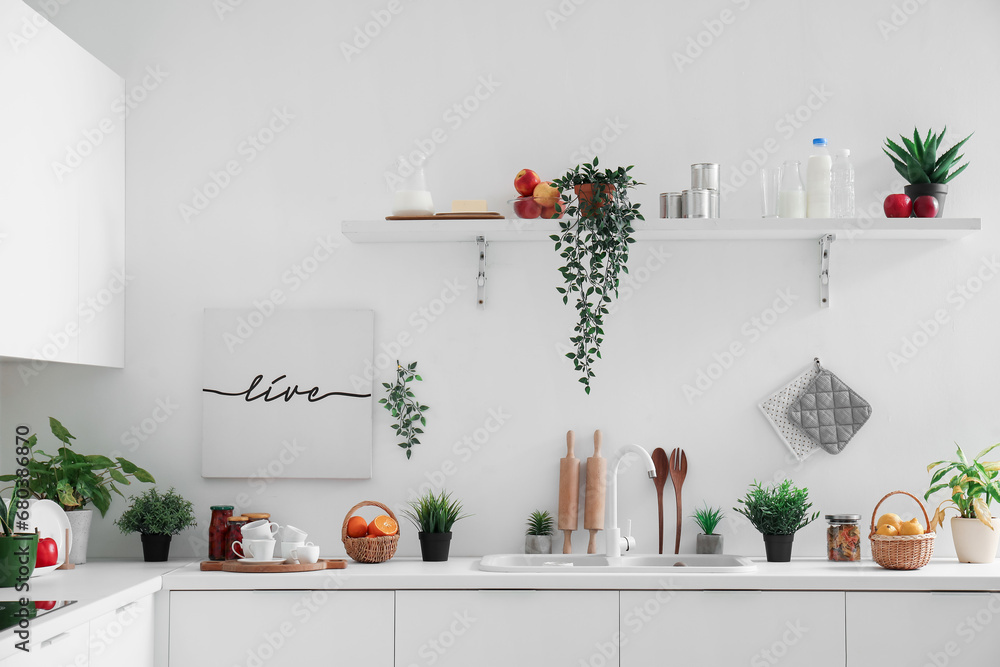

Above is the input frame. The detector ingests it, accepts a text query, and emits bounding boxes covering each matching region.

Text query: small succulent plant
[691,504,725,535]
[883,126,972,185]
[525,510,554,536]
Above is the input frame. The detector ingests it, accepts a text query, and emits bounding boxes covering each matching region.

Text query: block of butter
[451,200,488,213]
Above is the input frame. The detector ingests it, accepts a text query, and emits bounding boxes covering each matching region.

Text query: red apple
[36,537,58,567]
[514,169,542,197]
[35,600,57,611]
[512,196,541,219]
[913,195,939,218]
[883,194,912,218]
[532,181,560,208]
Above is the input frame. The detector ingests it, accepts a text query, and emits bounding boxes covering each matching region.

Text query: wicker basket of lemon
[869,490,936,570]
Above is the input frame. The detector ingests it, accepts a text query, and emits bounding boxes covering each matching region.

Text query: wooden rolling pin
[557,430,581,554]
[585,430,607,554]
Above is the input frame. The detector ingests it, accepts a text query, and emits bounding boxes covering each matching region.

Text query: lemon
[899,518,925,535]
[875,523,899,536]
[876,513,902,533]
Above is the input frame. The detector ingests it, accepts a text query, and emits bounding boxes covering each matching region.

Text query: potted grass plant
[734,480,819,562]
[524,510,554,554]
[883,126,972,216]
[925,442,1000,563]
[402,490,470,562]
[114,488,197,562]
[692,504,725,555]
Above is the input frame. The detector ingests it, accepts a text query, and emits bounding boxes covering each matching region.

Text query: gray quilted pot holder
[787,363,872,455]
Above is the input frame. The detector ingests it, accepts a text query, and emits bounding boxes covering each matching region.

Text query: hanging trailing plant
[550,157,643,394]
[379,361,428,460]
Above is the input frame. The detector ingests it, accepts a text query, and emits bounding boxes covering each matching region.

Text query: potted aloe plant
[550,158,644,394]
[883,126,972,216]
[114,488,197,562]
[925,443,1000,563]
[734,480,819,562]
[692,504,725,555]
[524,510,554,554]
[402,490,470,562]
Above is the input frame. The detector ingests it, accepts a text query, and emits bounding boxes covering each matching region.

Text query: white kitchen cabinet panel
[89,594,154,667]
[848,591,1000,667]
[2,620,89,666]
[169,590,393,666]
[620,590,845,667]
[395,590,618,667]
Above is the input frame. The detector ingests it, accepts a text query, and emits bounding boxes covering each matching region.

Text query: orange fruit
[347,516,368,538]
[367,515,398,537]
[876,513,902,533]
[875,523,899,536]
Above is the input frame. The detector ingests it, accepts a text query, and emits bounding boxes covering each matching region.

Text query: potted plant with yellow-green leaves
[925,442,1000,563]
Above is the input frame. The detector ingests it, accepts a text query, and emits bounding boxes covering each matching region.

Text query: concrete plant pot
[525,535,552,555]
[66,509,93,564]
[696,533,723,555]
[951,517,999,563]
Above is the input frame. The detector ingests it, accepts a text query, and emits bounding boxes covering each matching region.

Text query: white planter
[951,517,999,564]
[66,509,93,564]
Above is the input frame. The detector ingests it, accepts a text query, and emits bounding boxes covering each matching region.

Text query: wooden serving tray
[200,559,346,573]
[385,212,503,220]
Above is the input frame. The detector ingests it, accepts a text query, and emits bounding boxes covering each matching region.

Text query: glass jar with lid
[225,516,249,561]
[826,514,862,561]
[208,505,234,561]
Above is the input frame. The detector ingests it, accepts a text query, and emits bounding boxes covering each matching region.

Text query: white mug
[290,544,320,564]
[233,538,276,560]
[242,520,279,540]
[280,524,307,543]
[281,540,309,560]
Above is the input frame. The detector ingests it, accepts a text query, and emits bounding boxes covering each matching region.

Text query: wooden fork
[668,448,688,555]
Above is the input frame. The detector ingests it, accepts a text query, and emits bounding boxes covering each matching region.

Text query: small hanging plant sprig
[380,361,428,460]
[550,157,643,394]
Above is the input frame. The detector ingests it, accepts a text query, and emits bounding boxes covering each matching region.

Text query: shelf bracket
[476,236,488,310]
[819,233,835,308]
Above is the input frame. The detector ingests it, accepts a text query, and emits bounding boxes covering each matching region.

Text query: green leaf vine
[379,361,428,460]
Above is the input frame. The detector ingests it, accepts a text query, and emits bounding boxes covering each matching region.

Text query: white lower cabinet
[3,620,90,667]
[395,590,618,667]
[847,591,1000,667]
[620,590,846,667]
[168,590,393,666]
[89,594,154,667]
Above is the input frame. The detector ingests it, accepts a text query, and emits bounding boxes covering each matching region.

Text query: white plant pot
[951,517,999,564]
[66,509,93,564]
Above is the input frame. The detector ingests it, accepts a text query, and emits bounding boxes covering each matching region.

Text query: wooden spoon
[668,448,688,555]
[651,448,670,555]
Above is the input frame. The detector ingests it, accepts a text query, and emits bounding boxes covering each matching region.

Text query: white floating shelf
[342,218,980,243]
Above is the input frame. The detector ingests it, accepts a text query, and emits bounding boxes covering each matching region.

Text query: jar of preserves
[208,506,234,561]
[826,514,862,561]
[244,513,271,523]
[225,516,249,561]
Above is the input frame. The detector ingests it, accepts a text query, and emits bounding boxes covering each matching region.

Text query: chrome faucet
[606,443,657,558]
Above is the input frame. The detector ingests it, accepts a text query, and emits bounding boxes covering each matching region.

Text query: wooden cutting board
[385,212,504,220]
[200,559,347,573]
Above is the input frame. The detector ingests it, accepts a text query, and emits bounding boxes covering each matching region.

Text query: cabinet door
[395,590,619,667]
[848,591,1000,666]
[89,594,154,667]
[3,620,89,667]
[169,591,393,666]
[620,590,845,667]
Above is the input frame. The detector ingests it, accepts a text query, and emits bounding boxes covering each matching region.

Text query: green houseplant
[524,510,554,555]
[925,442,1000,563]
[734,480,819,562]
[691,504,725,555]
[0,479,38,587]
[883,126,972,216]
[115,488,197,562]
[550,158,644,394]
[0,417,155,564]
[380,361,429,460]
[402,490,470,562]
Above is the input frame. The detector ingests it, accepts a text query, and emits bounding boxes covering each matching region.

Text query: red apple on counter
[514,169,542,197]
[913,195,939,218]
[883,194,912,218]
[512,196,541,219]
[36,537,58,567]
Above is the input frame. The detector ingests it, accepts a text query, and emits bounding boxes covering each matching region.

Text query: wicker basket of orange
[869,490,936,570]
[341,500,399,563]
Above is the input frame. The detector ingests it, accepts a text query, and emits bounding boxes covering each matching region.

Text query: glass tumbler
[761,167,780,218]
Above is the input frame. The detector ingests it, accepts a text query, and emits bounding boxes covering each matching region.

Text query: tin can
[691,163,719,191]
[659,192,682,218]
[682,188,712,218]
[709,190,720,218]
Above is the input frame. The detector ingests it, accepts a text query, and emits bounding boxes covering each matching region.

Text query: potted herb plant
[0,480,38,587]
[114,488,197,562]
[550,158,644,394]
[401,490,470,562]
[883,126,972,216]
[525,510,554,554]
[925,443,1000,563]
[692,504,725,555]
[0,418,155,564]
[734,480,819,562]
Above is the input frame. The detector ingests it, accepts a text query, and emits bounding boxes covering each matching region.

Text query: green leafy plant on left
[0,417,155,517]
[379,361,429,460]
[115,487,197,536]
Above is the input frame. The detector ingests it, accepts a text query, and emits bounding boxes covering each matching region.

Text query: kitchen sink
[478,553,756,573]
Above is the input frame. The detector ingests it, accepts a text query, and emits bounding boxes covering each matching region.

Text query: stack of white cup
[232,519,279,560]
[280,525,319,564]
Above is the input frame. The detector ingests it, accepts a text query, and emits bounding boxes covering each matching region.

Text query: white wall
[3,0,999,560]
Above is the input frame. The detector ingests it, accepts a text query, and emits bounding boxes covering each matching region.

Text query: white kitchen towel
[759,365,822,462]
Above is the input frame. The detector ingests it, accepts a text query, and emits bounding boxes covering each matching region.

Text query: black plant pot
[903,183,948,218]
[140,534,172,562]
[418,532,452,562]
[762,534,795,562]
